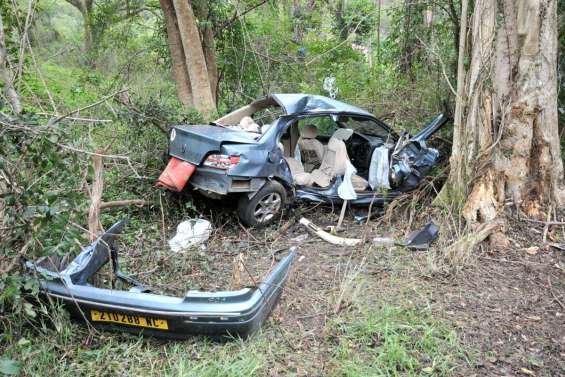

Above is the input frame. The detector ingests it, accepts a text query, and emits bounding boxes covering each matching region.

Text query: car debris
[299,217,439,250]
[404,222,439,250]
[299,217,362,246]
[168,219,212,252]
[158,93,449,227]
[25,221,296,339]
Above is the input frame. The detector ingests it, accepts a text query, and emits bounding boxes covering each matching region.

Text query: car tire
[238,181,287,227]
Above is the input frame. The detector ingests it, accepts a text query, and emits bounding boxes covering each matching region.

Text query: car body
[158,94,448,227]
[25,221,296,339]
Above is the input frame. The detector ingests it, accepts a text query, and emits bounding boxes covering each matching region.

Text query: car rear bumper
[25,221,296,340]
[189,167,266,196]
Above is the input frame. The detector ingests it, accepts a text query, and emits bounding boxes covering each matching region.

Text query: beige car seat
[284,157,313,186]
[297,124,325,172]
[285,128,368,191]
[309,128,368,190]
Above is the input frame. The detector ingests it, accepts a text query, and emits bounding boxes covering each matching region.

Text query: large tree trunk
[202,27,218,104]
[440,0,565,243]
[159,0,193,107]
[0,13,22,114]
[172,0,216,115]
[65,0,94,52]
[192,1,218,105]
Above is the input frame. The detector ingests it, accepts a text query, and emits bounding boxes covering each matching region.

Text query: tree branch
[216,0,269,35]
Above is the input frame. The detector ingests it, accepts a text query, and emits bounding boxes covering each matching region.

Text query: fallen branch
[47,88,128,127]
[87,149,104,241]
[299,217,362,247]
[524,218,565,226]
[99,199,145,210]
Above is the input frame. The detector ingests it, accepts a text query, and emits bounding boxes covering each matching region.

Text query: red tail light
[203,154,240,170]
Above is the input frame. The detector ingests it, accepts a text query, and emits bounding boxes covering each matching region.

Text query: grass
[328,305,460,376]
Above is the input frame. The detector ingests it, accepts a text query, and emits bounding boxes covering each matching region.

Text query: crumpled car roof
[271,93,373,117]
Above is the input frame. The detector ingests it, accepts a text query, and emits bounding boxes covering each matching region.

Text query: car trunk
[169,125,258,165]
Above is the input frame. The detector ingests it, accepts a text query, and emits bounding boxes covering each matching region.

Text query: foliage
[339,0,377,39]
[0,120,86,335]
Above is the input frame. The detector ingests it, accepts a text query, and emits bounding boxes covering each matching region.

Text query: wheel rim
[253,192,282,223]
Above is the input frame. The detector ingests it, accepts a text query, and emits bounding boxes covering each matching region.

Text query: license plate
[90,310,169,330]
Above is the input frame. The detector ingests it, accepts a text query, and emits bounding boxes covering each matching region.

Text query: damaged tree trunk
[439,0,565,245]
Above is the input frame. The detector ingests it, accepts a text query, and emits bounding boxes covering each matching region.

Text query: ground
[9,201,565,376]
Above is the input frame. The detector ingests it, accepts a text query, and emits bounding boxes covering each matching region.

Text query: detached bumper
[26,221,296,339]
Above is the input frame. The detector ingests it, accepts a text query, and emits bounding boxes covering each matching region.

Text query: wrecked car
[158,94,448,227]
[25,221,296,339]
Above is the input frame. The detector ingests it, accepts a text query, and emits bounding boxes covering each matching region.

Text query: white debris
[291,234,309,243]
[368,146,391,191]
[168,219,212,253]
[372,237,396,248]
[337,160,358,200]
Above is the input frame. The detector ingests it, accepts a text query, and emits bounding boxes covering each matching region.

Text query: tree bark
[192,1,218,105]
[439,0,565,242]
[65,0,94,52]
[0,13,22,114]
[202,26,218,104]
[159,0,193,107]
[172,0,216,115]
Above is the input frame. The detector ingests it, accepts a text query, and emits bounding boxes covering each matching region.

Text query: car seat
[297,124,325,172]
[308,128,368,190]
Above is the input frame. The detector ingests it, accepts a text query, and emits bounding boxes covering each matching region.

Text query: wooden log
[87,150,104,241]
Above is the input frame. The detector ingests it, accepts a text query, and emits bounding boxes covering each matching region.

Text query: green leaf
[422,367,434,374]
[16,338,30,348]
[0,358,21,375]
[23,302,36,318]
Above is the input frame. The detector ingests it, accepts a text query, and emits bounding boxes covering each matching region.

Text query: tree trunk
[335,0,348,41]
[202,27,218,104]
[159,0,193,107]
[0,13,22,114]
[65,0,94,52]
[83,10,93,52]
[192,1,218,105]
[172,0,216,115]
[439,0,565,243]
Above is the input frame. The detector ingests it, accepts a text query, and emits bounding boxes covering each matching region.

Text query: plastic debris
[338,160,358,201]
[168,219,212,252]
[372,237,396,248]
[368,146,391,191]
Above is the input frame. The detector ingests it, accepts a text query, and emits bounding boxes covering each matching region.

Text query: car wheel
[238,181,286,227]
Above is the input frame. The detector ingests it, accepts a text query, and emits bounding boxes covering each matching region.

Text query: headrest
[331,128,354,141]
[239,116,260,133]
[300,124,318,139]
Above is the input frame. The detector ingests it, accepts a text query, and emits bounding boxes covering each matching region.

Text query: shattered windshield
[339,116,390,138]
